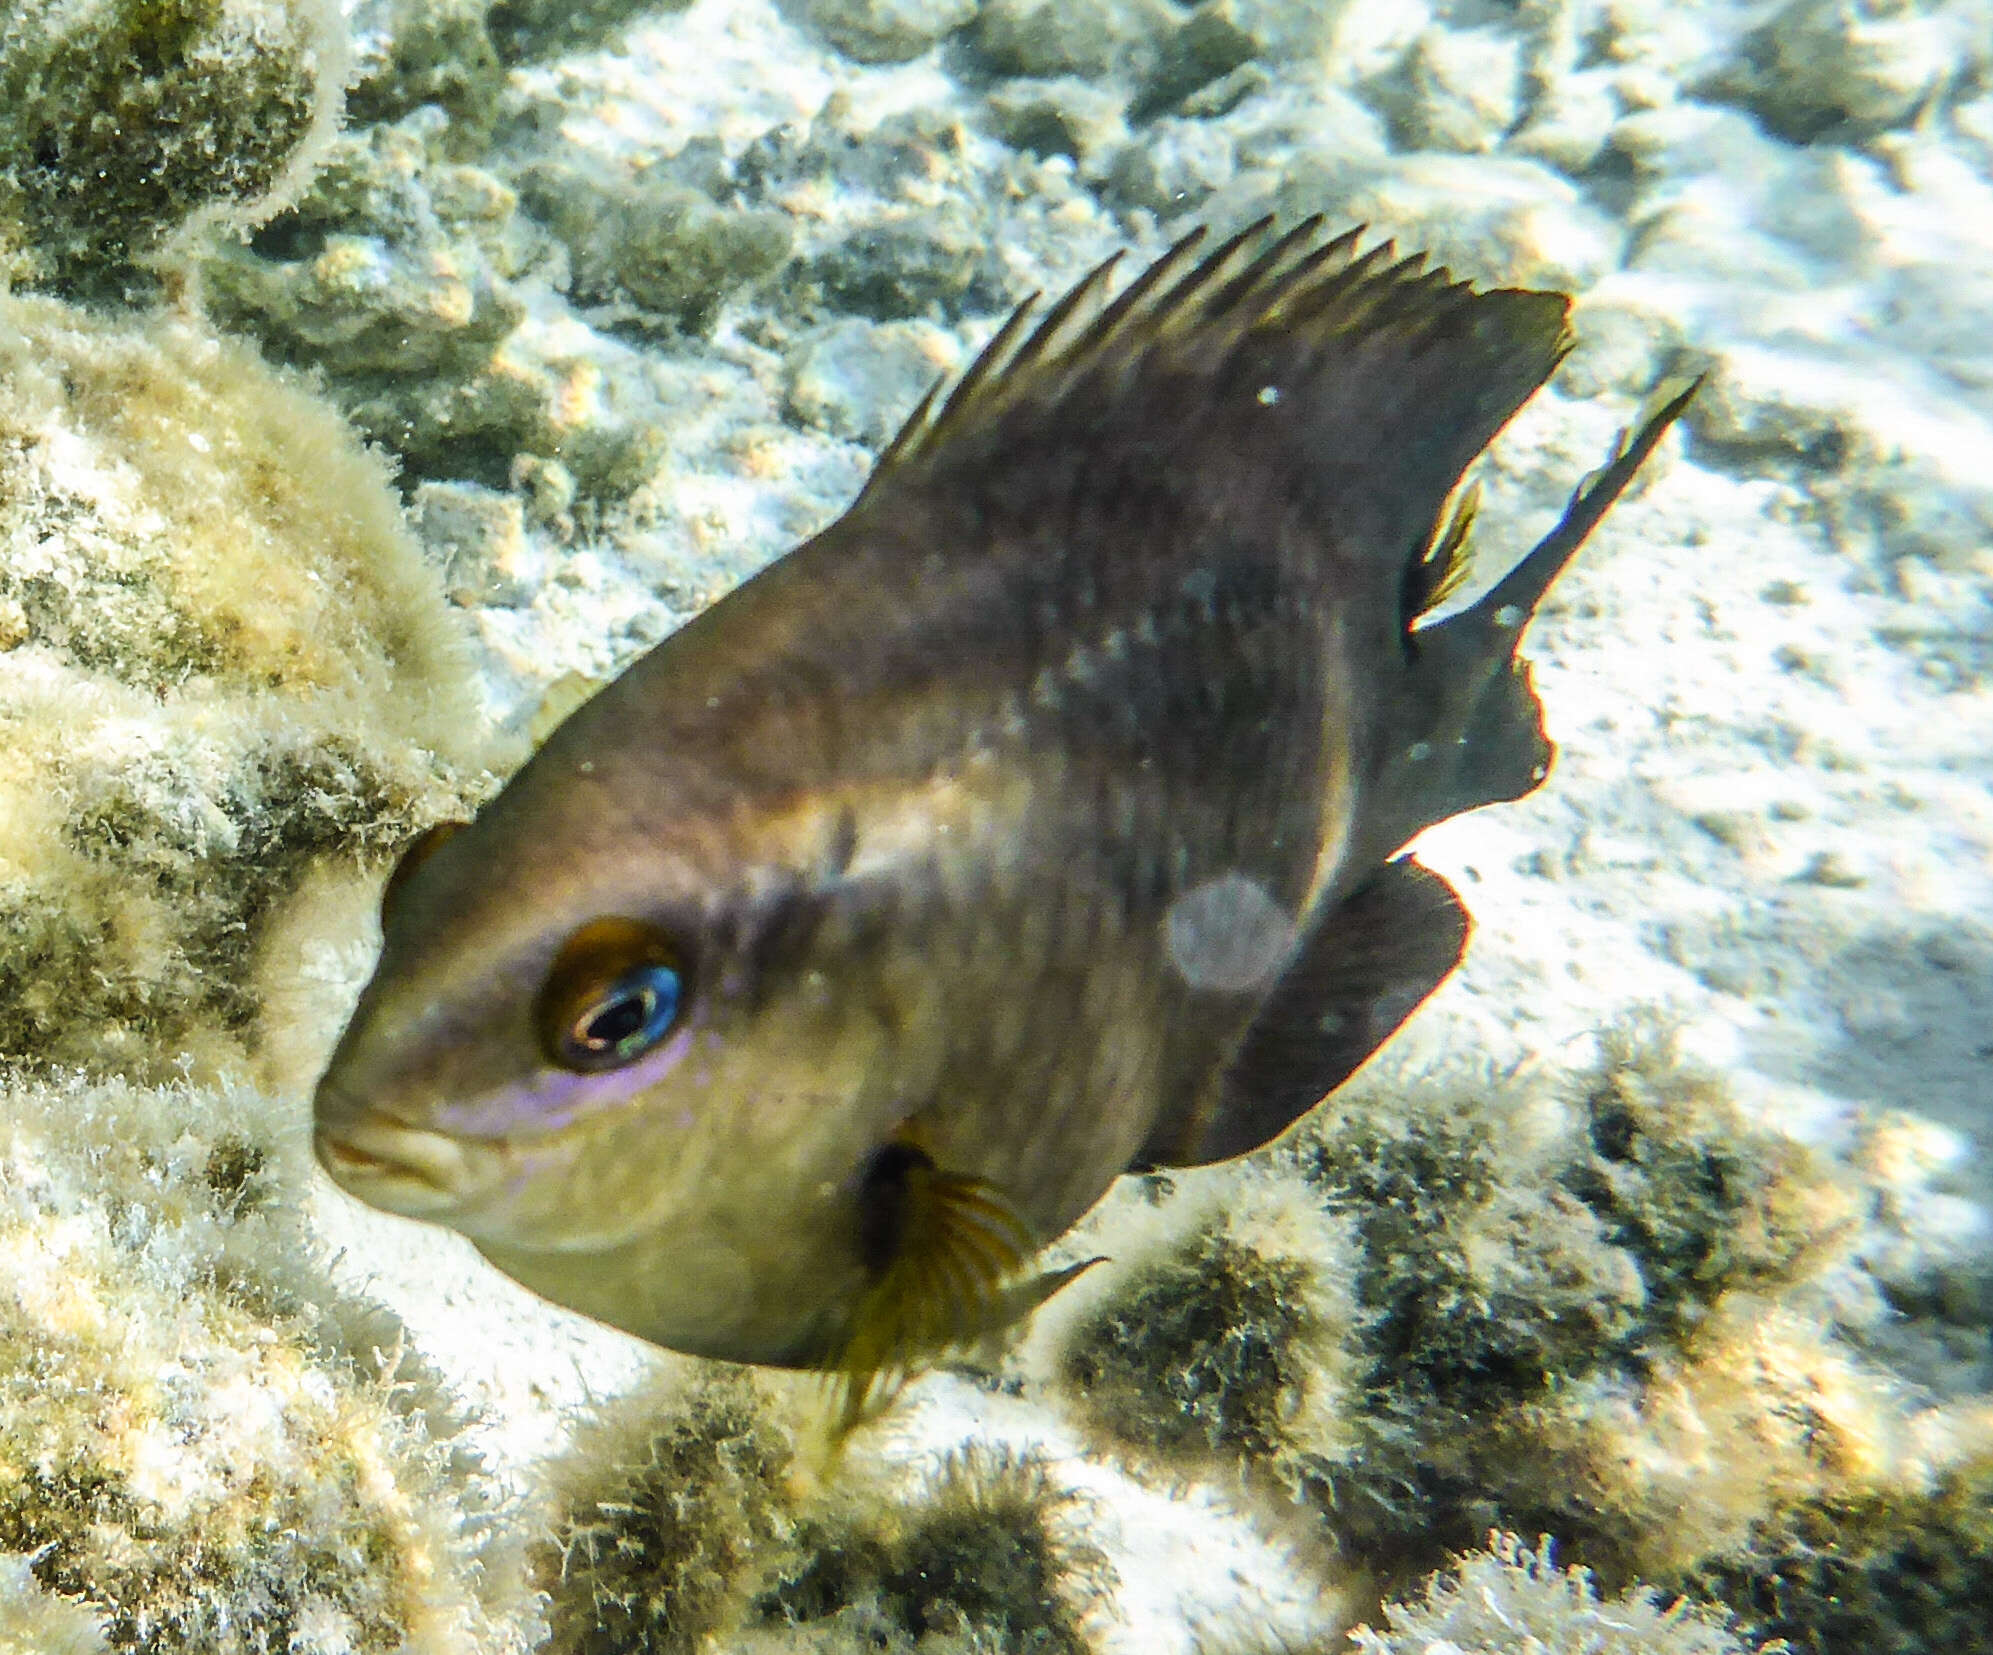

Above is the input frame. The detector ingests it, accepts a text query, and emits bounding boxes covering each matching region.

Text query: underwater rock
[1263,150,1616,289]
[800,196,992,320]
[1351,1532,1760,1655]
[0,1072,539,1655]
[0,0,347,301]
[203,108,674,499]
[780,0,980,64]
[344,0,506,135]
[783,317,961,446]
[1686,1444,1993,1655]
[410,480,545,607]
[1038,1167,1363,1491]
[1363,26,1526,155]
[541,1377,796,1655]
[984,78,1131,167]
[516,162,794,330]
[1015,1021,1938,1609]
[755,1445,1112,1655]
[1101,115,1236,213]
[542,1378,1109,1655]
[967,0,1178,82]
[0,293,487,1078]
[203,109,533,380]
[486,0,692,63]
[1131,0,1269,121]
[1712,0,1967,143]
[0,1554,108,1655]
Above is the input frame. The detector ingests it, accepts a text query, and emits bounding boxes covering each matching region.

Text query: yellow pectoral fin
[831,1145,1078,1432]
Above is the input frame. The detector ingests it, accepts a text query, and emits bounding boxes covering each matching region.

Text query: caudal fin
[1365,376,1703,859]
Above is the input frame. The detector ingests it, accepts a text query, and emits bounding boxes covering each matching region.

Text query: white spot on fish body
[1408,741,1432,761]
[1493,604,1524,629]
[1257,385,1280,406]
[1164,872,1297,993]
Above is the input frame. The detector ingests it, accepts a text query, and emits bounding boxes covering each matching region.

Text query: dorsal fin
[854,219,1574,565]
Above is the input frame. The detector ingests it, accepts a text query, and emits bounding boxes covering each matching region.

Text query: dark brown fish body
[314,222,1694,1391]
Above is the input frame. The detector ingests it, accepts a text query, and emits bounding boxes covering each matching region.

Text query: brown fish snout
[313,1111,475,1217]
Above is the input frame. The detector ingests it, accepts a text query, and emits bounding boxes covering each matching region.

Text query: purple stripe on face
[433,1016,706,1138]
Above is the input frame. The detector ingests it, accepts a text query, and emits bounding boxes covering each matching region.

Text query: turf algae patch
[540,1379,1111,1655]
[1037,1166,1364,1494]
[0,0,347,301]
[1294,1024,1872,1587]
[541,1378,798,1655]
[0,294,491,1080]
[0,1073,540,1654]
[1686,1445,1993,1655]
[755,1444,1112,1655]
[1029,1012,1986,1649]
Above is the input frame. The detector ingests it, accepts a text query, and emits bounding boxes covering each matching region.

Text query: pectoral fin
[1161,858,1470,1167]
[832,1143,1091,1430]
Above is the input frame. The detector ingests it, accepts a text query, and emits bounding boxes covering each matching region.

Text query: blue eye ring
[539,918,686,1073]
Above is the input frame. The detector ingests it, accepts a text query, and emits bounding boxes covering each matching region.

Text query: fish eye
[538,917,686,1073]
[381,821,466,928]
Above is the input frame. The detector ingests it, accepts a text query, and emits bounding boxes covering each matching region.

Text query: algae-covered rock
[0,293,489,1079]
[803,202,991,320]
[345,0,506,136]
[1037,1167,1364,1491]
[1712,0,1970,143]
[0,1071,540,1655]
[780,0,980,64]
[0,0,346,300]
[540,1379,1111,1655]
[1130,0,1266,121]
[205,107,736,499]
[516,162,794,330]
[1102,115,1236,213]
[486,0,692,63]
[754,1446,1112,1655]
[967,0,1178,81]
[984,78,1130,166]
[543,1378,797,1655]
[1364,26,1525,155]
[1688,1447,1993,1655]
[0,1554,108,1655]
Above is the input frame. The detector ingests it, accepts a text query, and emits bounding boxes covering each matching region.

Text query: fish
[313,217,1697,1416]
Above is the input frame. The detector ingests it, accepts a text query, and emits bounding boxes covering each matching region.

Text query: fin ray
[854,219,1576,574]
[833,1147,1044,1430]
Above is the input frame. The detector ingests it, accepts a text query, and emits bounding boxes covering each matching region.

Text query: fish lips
[314,1109,479,1219]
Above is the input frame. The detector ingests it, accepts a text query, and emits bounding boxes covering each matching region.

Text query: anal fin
[1165,858,1470,1167]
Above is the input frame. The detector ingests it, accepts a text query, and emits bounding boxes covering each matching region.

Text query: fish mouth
[314,1114,474,1218]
